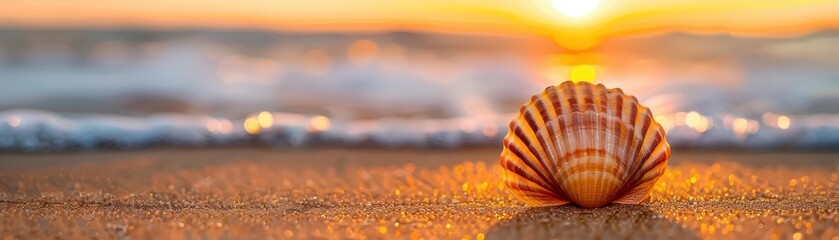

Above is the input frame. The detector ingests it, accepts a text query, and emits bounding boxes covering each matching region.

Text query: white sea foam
[1,109,837,152]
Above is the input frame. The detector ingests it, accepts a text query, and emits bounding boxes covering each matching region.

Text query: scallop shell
[499,81,670,208]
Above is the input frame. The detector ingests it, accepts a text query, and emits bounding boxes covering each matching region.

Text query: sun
[569,65,596,83]
[552,0,601,18]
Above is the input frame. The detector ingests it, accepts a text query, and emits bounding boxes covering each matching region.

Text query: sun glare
[552,0,600,18]
[569,65,597,83]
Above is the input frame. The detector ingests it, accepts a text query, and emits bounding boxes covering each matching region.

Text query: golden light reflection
[11,149,831,239]
[309,115,331,132]
[257,112,274,128]
[348,40,379,65]
[685,111,701,128]
[244,117,261,134]
[777,115,790,130]
[7,115,21,128]
[552,0,600,18]
[569,65,596,83]
[732,118,749,136]
[695,116,712,133]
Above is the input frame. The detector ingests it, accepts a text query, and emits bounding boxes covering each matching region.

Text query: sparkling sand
[1,149,837,239]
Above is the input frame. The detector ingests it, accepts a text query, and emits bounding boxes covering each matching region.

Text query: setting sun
[552,0,601,17]
[569,65,597,83]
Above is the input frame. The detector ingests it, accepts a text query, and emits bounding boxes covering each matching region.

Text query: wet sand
[1,149,838,239]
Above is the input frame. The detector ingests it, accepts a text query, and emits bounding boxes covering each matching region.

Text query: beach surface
[1,149,837,239]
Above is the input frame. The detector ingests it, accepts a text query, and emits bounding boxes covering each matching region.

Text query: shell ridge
[522,103,555,170]
[611,98,649,200]
[506,177,569,206]
[500,151,565,198]
[505,178,557,197]
[631,107,654,170]
[553,86,576,185]
[636,127,666,175]
[545,119,575,201]
[589,86,607,204]
[520,105,566,194]
[604,92,626,201]
[503,139,565,195]
[575,85,597,204]
[594,113,634,204]
[506,122,575,200]
[632,138,669,185]
[509,118,552,180]
[613,151,668,203]
[533,95,563,185]
[606,116,634,200]
[619,110,660,198]
[625,98,642,169]
[615,96,635,197]
[534,131,571,201]
[613,116,667,203]
[552,93,577,199]
[560,113,581,204]
[534,94,574,201]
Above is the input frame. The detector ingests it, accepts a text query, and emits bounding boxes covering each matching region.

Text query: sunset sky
[2,0,839,49]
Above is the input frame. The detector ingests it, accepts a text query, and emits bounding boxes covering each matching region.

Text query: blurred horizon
[1,1,838,151]
[3,0,839,50]
[2,27,837,116]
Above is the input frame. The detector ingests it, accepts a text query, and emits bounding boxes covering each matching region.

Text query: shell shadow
[485,204,699,240]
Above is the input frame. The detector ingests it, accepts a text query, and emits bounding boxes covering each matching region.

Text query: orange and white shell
[499,81,670,208]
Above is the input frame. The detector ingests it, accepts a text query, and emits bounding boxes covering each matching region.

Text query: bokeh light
[762,113,779,127]
[206,119,221,133]
[309,115,331,132]
[244,117,261,134]
[219,119,234,134]
[695,116,712,133]
[258,112,274,129]
[685,111,701,128]
[777,115,790,130]
[732,118,749,137]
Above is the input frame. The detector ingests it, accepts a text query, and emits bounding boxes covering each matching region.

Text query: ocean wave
[2,109,837,152]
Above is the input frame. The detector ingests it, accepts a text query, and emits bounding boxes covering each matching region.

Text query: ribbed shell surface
[499,81,670,208]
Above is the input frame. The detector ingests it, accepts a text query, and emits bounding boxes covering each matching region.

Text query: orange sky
[2,0,839,49]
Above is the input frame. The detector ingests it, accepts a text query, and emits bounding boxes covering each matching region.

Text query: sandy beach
[1,148,837,239]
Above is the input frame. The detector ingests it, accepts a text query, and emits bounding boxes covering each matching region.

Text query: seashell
[499,81,670,208]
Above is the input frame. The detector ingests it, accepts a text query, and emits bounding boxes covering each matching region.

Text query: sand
[1,148,837,239]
